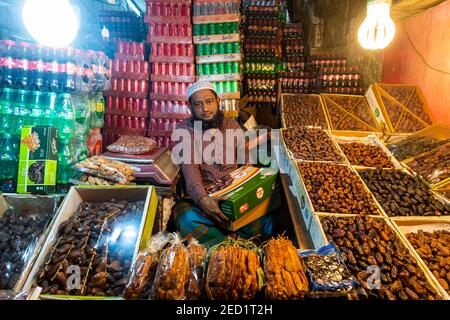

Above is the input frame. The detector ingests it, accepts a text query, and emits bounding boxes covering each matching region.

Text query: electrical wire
[402,21,450,75]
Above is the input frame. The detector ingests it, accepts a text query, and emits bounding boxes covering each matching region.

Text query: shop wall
[382,1,450,126]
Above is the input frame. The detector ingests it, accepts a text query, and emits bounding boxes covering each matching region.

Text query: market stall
[0,0,449,302]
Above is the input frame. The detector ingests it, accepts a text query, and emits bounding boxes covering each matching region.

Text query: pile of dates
[321,216,442,300]
[37,200,144,296]
[205,174,233,194]
[359,168,450,217]
[387,136,450,161]
[406,230,450,294]
[338,142,394,168]
[297,162,380,215]
[0,199,57,290]
[407,143,450,185]
[282,94,329,129]
[283,128,344,162]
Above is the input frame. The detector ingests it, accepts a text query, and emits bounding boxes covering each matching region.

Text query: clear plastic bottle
[56,93,75,141]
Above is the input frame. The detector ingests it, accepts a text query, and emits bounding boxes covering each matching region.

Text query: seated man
[172,81,273,247]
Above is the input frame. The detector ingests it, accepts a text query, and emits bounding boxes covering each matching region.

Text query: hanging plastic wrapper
[299,244,359,295]
[123,232,172,299]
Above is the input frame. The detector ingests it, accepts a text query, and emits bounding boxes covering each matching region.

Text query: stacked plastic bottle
[99,10,146,43]
[242,0,282,109]
[193,0,242,117]
[279,23,311,94]
[145,0,194,148]
[307,54,364,95]
[0,40,109,193]
[103,41,150,150]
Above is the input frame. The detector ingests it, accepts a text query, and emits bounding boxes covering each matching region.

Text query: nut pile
[37,200,144,296]
[0,201,56,290]
[297,162,380,215]
[407,143,450,185]
[282,94,329,129]
[205,240,262,300]
[263,237,309,299]
[387,136,450,161]
[359,168,450,217]
[321,216,441,300]
[339,142,394,168]
[282,128,344,162]
[406,230,450,294]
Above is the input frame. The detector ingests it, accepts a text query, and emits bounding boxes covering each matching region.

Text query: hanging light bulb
[358,0,396,50]
[22,0,78,48]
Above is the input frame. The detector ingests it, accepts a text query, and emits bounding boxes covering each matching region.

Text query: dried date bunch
[321,216,442,300]
[359,168,450,217]
[205,174,233,194]
[406,230,450,294]
[152,234,190,300]
[339,142,394,168]
[297,162,380,215]
[186,238,207,300]
[205,239,263,300]
[407,143,450,185]
[263,237,309,299]
[282,94,329,129]
[282,128,344,162]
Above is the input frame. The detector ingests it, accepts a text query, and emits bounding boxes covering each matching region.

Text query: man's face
[189,89,219,121]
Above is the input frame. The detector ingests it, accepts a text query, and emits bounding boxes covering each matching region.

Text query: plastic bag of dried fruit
[107,136,157,155]
[205,238,264,300]
[75,156,135,184]
[123,232,172,299]
[298,244,359,295]
[185,238,207,300]
[150,233,190,300]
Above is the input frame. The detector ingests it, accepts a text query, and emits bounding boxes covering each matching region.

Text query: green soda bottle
[0,133,18,193]
[29,91,46,126]
[89,93,104,129]
[16,90,30,137]
[56,139,74,193]
[43,92,58,127]
[56,93,75,142]
[0,88,16,136]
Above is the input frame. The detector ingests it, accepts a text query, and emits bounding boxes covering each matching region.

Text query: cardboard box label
[17,126,58,194]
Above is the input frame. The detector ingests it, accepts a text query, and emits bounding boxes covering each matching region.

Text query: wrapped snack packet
[151,233,190,300]
[75,156,135,184]
[107,136,157,155]
[123,232,171,299]
[186,238,207,300]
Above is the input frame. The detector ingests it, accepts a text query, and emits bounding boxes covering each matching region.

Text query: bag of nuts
[151,233,190,300]
[123,232,172,299]
[75,156,135,184]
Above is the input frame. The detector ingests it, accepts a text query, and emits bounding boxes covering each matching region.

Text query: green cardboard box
[220,168,279,220]
[17,126,58,194]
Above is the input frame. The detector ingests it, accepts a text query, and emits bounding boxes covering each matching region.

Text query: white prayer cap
[186,80,217,99]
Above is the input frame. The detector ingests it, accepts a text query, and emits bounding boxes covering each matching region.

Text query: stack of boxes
[145,0,194,148]
[103,41,150,150]
[279,23,310,94]
[242,0,282,109]
[99,11,147,44]
[193,0,242,117]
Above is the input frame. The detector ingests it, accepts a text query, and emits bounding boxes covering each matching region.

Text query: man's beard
[190,110,225,130]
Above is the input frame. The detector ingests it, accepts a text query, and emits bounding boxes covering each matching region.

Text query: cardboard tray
[307,213,449,299]
[365,83,434,134]
[22,186,158,300]
[320,93,380,133]
[280,93,330,130]
[332,134,403,170]
[280,128,348,164]
[390,217,450,299]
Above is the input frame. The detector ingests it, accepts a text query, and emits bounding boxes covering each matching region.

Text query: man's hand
[198,196,230,229]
